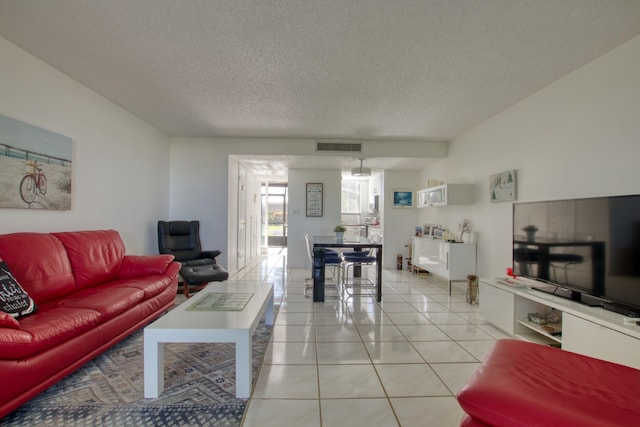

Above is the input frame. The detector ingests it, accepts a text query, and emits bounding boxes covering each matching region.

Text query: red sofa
[457,339,640,427]
[0,230,180,419]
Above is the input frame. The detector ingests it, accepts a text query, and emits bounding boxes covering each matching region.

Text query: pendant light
[351,158,371,177]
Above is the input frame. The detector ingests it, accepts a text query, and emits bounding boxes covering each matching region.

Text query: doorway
[237,164,247,271]
[262,182,288,247]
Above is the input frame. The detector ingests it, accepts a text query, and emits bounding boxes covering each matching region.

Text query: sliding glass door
[262,183,288,247]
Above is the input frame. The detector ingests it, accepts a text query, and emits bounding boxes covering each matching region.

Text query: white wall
[287,168,342,269]
[419,34,640,279]
[382,170,420,268]
[168,137,230,267]
[0,36,170,254]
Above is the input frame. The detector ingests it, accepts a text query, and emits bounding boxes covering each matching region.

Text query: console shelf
[516,319,562,345]
[480,278,640,369]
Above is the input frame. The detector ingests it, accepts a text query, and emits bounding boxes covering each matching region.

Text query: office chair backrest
[157,220,203,262]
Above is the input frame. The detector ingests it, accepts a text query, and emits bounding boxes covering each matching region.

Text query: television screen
[513,195,640,312]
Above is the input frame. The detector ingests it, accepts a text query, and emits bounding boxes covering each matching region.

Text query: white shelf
[515,332,560,347]
[516,319,562,344]
[416,184,473,207]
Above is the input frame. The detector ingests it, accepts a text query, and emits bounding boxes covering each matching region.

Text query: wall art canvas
[392,189,414,208]
[0,115,72,210]
[490,169,517,203]
[305,183,323,217]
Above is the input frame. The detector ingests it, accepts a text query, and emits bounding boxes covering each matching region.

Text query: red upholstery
[460,414,491,427]
[0,312,20,329]
[56,286,145,321]
[119,254,176,277]
[0,233,76,304]
[457,339,640,427]
[53,230,126,289]
[0,306,102,359]
[0,230,179,419]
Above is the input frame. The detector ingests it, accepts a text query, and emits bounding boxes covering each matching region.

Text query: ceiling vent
[316,140,362,153]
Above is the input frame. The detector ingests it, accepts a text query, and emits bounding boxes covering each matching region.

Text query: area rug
[0,319,274,426]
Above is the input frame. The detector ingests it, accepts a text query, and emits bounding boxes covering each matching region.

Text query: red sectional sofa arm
[118,254,180,278]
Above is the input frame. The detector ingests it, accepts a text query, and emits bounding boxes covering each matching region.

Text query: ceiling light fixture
[351,158,371,177]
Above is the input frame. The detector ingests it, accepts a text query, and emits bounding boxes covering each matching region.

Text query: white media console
[479,277,640,369]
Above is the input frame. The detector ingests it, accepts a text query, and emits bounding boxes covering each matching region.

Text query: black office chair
[157,220,229,298]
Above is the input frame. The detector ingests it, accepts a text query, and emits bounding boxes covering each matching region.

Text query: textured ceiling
[1,1,639,174]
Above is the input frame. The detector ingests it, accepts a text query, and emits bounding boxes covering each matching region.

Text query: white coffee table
[143,282,274,399]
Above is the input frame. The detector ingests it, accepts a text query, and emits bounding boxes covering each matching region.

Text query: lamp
[351,158,371,177]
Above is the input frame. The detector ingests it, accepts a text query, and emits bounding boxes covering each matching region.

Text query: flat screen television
[513,195,640,316]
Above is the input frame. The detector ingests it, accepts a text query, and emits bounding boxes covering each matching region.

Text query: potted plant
[334,225,347,242]
[458,219,471,242]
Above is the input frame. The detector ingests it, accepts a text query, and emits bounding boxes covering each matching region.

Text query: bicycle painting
[0,114,72,210]
[19,160,48,204]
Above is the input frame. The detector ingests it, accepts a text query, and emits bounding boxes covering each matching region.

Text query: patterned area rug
[1,318,273,426]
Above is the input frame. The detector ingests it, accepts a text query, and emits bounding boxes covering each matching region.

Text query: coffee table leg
[235,331,252,398]
[144,332,164,398]
[265,291,274,326]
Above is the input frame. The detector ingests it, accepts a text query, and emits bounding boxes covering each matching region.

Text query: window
[341,180,360,213]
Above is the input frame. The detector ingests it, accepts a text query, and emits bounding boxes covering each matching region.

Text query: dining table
[311,235,383,302]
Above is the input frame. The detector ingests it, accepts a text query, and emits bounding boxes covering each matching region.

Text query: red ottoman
[457,339,640,427]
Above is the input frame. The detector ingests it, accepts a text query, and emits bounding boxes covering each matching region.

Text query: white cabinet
[412,238,476,293]
[417,184,473,207]
[563,313,640,369]
[479,278,640,369]
[479,281,515,335]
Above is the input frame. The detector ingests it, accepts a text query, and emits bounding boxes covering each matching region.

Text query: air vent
[316,141,362,153]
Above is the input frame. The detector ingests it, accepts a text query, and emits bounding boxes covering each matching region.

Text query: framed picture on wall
[0,114,73,210]
[489,169,517,202]
[305,183,323,217]
[392,189,414,208]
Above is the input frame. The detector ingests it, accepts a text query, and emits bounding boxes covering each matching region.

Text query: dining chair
[303,233,341,298]
[341,234,382,298]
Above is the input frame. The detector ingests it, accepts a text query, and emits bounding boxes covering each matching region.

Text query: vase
[335,232,344,243]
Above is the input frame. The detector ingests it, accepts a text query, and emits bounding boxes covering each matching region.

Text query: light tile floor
[234,249,509,427]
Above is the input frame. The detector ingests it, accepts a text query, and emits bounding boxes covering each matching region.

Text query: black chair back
[157,220,202,262]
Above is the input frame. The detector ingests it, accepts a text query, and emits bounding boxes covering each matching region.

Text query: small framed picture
[305,183,323,216]
[415,226,423,237]
[490,170,517,202]
[432,228,445,239]
[424,224,441,238]
[392,189,414,208]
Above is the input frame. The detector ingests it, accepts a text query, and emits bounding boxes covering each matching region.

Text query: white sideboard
[412,238,476,294]
[479,278,640,369]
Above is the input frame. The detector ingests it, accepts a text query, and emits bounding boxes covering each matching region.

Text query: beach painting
[489,169,517,203]
[0,115,72,210]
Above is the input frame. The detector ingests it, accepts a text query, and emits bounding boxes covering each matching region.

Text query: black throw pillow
[0,261,37,318]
